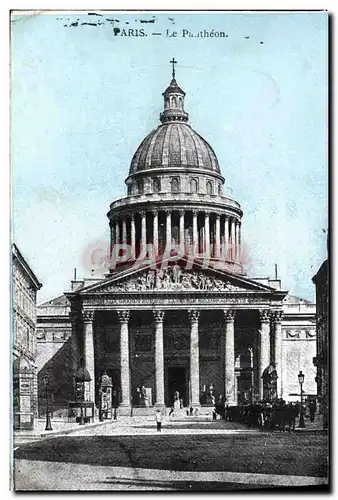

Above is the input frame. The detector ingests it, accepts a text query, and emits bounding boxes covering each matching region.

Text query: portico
[67,263,287,413]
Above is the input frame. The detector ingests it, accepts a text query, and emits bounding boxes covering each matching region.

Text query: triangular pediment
[75,257,281,295]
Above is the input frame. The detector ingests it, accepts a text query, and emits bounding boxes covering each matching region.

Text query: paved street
[13,418,329,491]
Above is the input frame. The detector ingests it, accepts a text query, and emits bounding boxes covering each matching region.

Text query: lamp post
[43,376,53,431]
[298,371,305,428]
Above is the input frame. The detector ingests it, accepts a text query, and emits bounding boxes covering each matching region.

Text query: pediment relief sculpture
[102,266,247,292]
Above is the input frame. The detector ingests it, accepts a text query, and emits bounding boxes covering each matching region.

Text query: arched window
[127,185,132,196]
[153,177,161,193]
[190,178,198,194]
[137,180,144,195]
[218,183,222,195]
[206,181,213,195]
[172,96,177,107]
[171,177,180,193]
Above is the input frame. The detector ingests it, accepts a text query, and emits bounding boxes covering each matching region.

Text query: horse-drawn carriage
[221,400,300,431]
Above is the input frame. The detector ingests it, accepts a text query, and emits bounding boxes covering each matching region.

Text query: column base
[118,404,132,416]
[189,403,201,409]
[154,402,166,410]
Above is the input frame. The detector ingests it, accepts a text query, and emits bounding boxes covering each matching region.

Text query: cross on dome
[170,57,177,78]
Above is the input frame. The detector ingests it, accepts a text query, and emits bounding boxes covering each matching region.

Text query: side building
[312,259,328,428]
[13,244,42,430]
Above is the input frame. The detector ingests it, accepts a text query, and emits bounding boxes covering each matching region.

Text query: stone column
[109,220,115,258]
[235,221,241,262]
[204,212,210,256]
[82,310,95,403]
[230,219,236,261]
[192,210,198,256]
[224,217,229,260]
[153,210,159,256]
[117,310,131,411]
[259,309,271,399]
[166,210,172,249]
[69,309,81,374]
[224,310,236,405]
[273,310,284,398]
[189,310,200,407]
[122,218,127,245]
[130,214,136,258]
[115,219,120,246]
[140,211,147,251]
[179,210,185,254]
[215,214,221,259]
[153,310,165,407]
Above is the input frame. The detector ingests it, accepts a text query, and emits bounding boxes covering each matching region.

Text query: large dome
[129,122,221,174]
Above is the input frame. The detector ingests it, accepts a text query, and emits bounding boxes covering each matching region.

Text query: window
[190,178,198,194]
[218,183,222,195]
[137,180,144,195]
[206,181,213,195]
[171,177,180,193]
[127,185,132,196]
[153,177,161,193]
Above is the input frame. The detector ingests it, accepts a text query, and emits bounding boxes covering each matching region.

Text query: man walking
[156,410,163,432]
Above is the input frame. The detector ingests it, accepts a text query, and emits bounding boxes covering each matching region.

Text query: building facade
[312,259,328,428]
[36,69,317,415]
[13,244,42,429]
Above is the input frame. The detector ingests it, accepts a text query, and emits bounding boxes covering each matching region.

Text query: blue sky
[11,11,328,303]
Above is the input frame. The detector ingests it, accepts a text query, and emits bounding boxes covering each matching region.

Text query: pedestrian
[156,409,162,432]
[309,399,316,422]
[169,407,174,417]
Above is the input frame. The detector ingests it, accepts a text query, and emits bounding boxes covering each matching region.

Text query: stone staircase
[127,406,215,419]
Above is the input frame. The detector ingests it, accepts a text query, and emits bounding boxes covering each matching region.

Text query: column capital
[140,210,146,218]
[191,209,198,217]
[117,310,130,324]
[188,310,200,322]
[272,310,284,323]
[165,209,172,216]
[151,209,158,217]
[130,213,136,221]
[153,310,165,323]
[224,309,236,322]
[215,213,221,220]
[259,308,271,323]
[82,310,95,323]
[178,209,185,216]
[204,211,210,218]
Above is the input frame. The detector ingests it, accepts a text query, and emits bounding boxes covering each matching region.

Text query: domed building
[36,64,317,418]
[107,69,243,271]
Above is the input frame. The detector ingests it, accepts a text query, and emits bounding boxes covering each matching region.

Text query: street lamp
[43,376,53,431]
[298,371,305,428]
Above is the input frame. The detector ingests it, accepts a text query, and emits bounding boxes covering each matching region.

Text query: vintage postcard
[11,10,329,491]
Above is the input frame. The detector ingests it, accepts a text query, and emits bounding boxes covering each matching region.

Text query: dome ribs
[176,123,187,167]
[169,124,181,167]
[181,125,197,167]
[188,128,205,169]
[151,126,167,168]
[161,124,172,167]
[145,128,161,168]
[138,133,154,171]
[128,124,221,173]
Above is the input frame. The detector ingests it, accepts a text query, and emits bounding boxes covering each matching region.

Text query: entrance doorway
[167,366,187,407]
[236,371,254,404]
